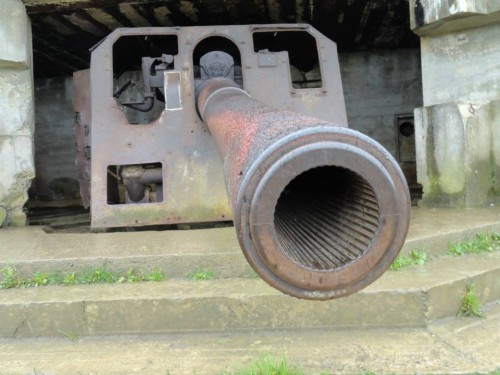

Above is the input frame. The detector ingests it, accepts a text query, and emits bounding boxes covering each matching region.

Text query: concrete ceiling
[23,0,419,78]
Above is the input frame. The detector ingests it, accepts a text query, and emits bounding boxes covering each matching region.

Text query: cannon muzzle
[197,78,411,300]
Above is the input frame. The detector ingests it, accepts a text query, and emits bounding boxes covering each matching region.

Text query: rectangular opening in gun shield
[252,31,323,89]
[112,35,179,124]
[107,163,163,205]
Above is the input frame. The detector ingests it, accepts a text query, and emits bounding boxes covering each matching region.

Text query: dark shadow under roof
[23,0,419,78]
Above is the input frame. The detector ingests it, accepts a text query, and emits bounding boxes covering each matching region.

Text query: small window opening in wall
[399,121,415,138]
[112,35,178,124]
[252,31,322,89]
[107,162,163,205]
[394,114,422,206]
[395,116,416,163]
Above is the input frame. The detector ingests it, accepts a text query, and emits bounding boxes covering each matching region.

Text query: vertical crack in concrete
[421,288,431,326]
[12,315,28,339]
[82,299,88,336]
[430,329,478,363]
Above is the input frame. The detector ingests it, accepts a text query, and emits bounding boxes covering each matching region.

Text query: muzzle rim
[233,127,410,300]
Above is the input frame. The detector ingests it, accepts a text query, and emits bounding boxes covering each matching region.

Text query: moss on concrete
[418,100,500,208]
[0,206,6,227]
[420,179,465,207]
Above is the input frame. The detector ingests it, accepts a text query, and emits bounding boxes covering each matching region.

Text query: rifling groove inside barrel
[273,166,379,271]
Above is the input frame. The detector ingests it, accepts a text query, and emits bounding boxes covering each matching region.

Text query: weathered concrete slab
[0,207,6,227]
[2,208,500,279]
[0,303,498,375]
[0,135,35,226]
[1,208,499,338]
[0,278,425,338]
[415,100,500,207]
[429,302,500,368]
[402,207,500,256]
[0,252,498,338]
[0,0,32,68]
[340,49,422,157]
[419,26,500,108]
[0,0,35,226]
[410,0,500,36]
[0,70,34,136]
[0,225,251,278]
[412,2,500,208]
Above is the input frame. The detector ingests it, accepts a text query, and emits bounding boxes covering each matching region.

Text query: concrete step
[2,207,500,280]
[1,252,499,338]
[1,301,499,375]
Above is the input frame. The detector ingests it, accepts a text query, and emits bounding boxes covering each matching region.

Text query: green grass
[0,265,166,289]
[57,329,80,341]
[389,249,428,271]
[449,232,500,256]
[476,370,500,375]
[0,265,19,289]
[187,266,215,281]
[388,231,500,271]
[225,356,304,375]
[245,267,260,279]
[458,283,484,318]
[146,268,167,281]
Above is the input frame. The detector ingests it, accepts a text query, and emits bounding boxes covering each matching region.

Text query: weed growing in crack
[125,268,143,283]
[0,265,19,288]
[0,265,167,289]
[389,249,428,271]
[449,232,500,256]
[80,267,118,284]
[57,329,80,342]
[458,283,484,318]
[224,355,304,375]
[146,268,167,282]
[246,268,260,279]
[187,266,215,281]
[63,272,78,286]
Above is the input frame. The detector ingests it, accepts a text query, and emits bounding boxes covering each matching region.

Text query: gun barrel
[198,78,411,300]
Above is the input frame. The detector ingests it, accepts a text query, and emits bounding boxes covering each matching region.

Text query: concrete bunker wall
[411,0,500,207]
[0,0,35,227]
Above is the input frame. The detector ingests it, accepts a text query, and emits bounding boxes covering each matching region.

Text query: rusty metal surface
[121,165,163,203]
[198,78,411,300]
[84,24,347,228]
